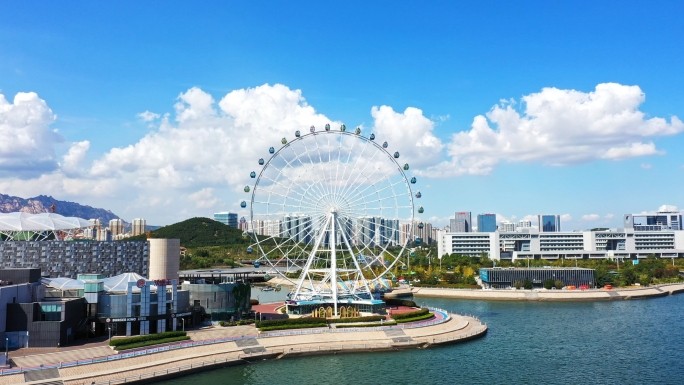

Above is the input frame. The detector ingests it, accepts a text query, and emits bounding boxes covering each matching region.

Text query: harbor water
[160,294,684,384]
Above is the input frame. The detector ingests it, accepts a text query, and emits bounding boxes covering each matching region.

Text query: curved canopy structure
[42,272,159,293]
[0,212,93,231]
[0,212,94,241]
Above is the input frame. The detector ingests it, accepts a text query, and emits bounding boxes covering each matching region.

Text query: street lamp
[108,325,112,341]
[5,336,8,357]
[181,318,185,332]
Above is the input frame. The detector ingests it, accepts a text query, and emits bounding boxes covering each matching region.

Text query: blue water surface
[159,295,684,385]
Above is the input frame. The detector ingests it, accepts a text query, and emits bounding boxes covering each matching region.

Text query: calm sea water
[160,294,684,385]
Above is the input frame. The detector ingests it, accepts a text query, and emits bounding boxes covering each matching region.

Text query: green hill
[129,217,249,248]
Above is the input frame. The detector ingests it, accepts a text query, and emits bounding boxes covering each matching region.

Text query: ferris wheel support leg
[330,212,338,317]
[337,219,374,299]
[293,214,332,300]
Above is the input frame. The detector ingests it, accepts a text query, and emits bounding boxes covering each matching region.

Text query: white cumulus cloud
[189,187,219,209]
[424,83,683,177]
[581,214,600,221]
[137,110,160,122]
[0,92,63,176]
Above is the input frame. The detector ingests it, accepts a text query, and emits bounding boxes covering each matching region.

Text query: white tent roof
[42,272,158,293]
[0,212,94,231]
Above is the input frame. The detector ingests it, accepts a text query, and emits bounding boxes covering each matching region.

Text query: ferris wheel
[240,123,424,311]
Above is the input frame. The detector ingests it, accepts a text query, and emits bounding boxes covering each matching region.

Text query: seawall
[412,283,684,301]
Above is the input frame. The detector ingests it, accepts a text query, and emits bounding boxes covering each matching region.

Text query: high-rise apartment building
[538,215,561,232]
[214,212,238,228]
[517,220,532,229]
[109,219,124,236]
[283,214,312,244]
[450,212,472,233]
[477,214,497,232]
[132,218,146,236]
[498,221,515,232]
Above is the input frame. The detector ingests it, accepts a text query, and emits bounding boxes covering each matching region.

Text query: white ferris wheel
[240,124,424,315]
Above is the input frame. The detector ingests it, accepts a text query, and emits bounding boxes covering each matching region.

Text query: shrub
[255,317,325,328]
[514,281,522,290]
[250,299,259,305]
[392,308,429,320]
[383,299,417,307]
[109,331,187,347]
[259,323,326,332]
[543,279,554,290]
[395,313,435,323]
[554,280,564,290]
[523,279,533,290]
[115,336,190,351]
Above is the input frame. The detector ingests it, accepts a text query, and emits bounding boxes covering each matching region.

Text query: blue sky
[1,1,683,228]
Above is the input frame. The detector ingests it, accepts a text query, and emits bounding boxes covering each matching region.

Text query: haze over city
[1,1,683,229]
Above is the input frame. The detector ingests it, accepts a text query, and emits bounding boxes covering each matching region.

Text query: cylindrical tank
[148,239,180,281]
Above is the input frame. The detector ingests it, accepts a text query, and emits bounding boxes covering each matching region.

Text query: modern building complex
[479,267,595,289]
[213,212,238,228]
[438,210,684,261]
[625,211,682,231]
[538,214,561,232]
[0,240,149,278]
[477,214,497,232]
[450,212,472,233]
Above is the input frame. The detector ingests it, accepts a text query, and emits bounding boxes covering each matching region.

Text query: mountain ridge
[0,193,121,224]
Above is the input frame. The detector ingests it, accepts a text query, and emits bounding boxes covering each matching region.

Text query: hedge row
[395,313,435,324]
[259,323,326,332]
[336,321,397,328]
[109,331,187,347]
[255,317,326,328]
[328,316,385,324]
[115,336,191,351]
[384,299,417,307]
[392,308,429,320]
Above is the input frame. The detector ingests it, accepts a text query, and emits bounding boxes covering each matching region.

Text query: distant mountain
[0,193,120,223]
[128,217,248,248]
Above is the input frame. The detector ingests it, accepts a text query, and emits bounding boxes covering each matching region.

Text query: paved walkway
[11,346,114,368]
[0,312,486,385]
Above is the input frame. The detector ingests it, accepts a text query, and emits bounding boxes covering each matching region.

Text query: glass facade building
[450,212,472,233]
[477,214,497,232]
[213,212,238,228]
[538,214,561,232]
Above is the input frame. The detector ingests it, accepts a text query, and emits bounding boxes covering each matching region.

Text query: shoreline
[411,283,684,301]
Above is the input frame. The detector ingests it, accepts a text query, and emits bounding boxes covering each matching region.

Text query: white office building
[438,212,684,261]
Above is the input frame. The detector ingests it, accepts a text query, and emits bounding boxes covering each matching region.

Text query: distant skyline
[1,1,683,229]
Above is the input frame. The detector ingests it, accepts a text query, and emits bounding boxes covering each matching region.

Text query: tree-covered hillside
[129,217,249,248]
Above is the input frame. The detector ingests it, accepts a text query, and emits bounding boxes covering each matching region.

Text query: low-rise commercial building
[479,267,595,289]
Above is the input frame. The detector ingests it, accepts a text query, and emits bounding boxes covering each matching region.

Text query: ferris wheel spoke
[281,145,330,202]
[336,136,375,199]
[312,133,335,199]
[297,137,335,203]
[258,175,319,208]
[343,159,404,206]
[345,180,409,208]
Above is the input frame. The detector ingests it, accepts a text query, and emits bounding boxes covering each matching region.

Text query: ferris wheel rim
[248,129,416,285]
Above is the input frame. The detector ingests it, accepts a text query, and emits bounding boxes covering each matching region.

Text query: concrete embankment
[3,313,486,385]
[412,283,684,301]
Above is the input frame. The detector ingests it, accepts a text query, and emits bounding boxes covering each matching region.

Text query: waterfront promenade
[412,282,684,301]
[0,310,486,385]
